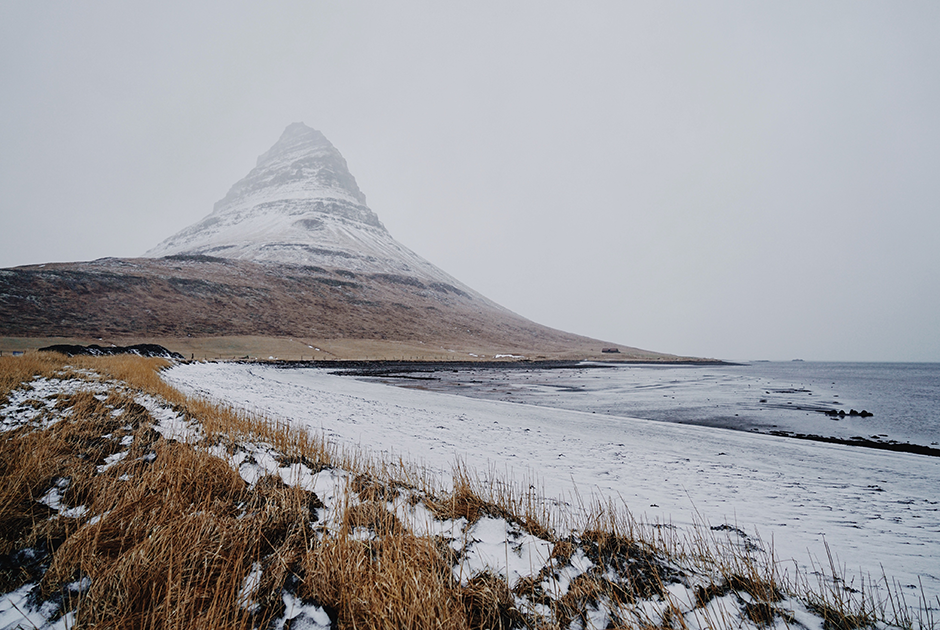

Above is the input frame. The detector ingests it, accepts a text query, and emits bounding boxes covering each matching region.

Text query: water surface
[363,361,940,453]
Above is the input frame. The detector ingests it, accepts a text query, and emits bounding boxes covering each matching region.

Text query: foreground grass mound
[0,354,934,629]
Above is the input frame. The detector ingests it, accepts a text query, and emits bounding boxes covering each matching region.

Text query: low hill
[0,255,687,361]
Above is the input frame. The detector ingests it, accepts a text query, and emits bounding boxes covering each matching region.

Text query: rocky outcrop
[37,343,183,359]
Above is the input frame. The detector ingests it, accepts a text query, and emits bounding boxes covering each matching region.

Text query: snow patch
[456,517,553,587]
[237,562,263,613]
[272,592,331,630]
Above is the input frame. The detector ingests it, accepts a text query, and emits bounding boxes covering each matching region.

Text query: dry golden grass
[0,352,65,403]
[45,444,263,628]
[302,532,467,629]
[425,463,557,543]
[1,333,696,363]
[1,352,934,630]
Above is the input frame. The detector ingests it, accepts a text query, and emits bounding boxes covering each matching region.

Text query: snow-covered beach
[164,362,940,605]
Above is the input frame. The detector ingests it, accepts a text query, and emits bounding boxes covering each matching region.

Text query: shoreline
[272,357,736,373]
[275,359,939,459]
[766,430,940,457]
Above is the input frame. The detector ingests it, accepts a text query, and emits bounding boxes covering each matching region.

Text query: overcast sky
[2,2,939,362]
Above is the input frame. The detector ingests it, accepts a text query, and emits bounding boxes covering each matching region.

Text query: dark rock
[38,343,183,359]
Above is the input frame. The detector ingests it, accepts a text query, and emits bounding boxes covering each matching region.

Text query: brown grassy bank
[0,335,703,363]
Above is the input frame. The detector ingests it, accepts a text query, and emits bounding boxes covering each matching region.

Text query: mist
[2,2,938,361]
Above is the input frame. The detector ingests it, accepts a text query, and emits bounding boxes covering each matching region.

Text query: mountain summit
[146,123,459,285]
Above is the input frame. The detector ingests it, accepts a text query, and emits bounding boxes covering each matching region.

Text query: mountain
[0,124,693,362]
[147,123,466,289]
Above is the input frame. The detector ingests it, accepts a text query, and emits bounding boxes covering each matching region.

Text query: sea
[357,361,940,455]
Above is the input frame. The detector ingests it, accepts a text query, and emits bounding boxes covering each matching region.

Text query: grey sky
[2,2,938,361]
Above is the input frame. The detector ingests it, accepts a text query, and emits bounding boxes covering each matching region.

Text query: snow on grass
[0,375,112,433]
[136,392,202,443]
[3,357,935,628]
[37,477,70,511]
[96,449,128,472]
[542,547,594,598]
[37,476,89,518]
[273,592,331,630]
[0,579,84,630]
[391,492,467,539]
[455,516,553,588]
[236,561,264,613]
[163,361,940,607]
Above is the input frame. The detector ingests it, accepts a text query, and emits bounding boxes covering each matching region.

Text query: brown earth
[0,255,699,362]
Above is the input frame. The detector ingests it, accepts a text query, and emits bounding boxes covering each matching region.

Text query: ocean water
[362,361,940,453]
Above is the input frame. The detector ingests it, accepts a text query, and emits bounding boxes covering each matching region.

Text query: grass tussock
[1,352,936,629]
[427,462,556,542]
[301,532,466,629]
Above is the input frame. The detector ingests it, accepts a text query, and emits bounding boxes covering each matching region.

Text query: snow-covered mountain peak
[210,121,371,218]
[146,124,470,288]
[257,123,331,168]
